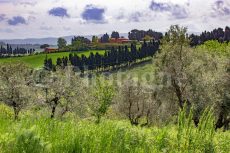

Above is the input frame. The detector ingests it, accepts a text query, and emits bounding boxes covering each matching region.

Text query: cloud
[0,14,6,22]
[129,12,142,22]
[8,16,26,25]
[17,1,37,6]
[171,5,189,19]
[149,1,189,19]
[81,5,106,23]
[116,13,125,20]
[48,7,69,18]
[0,0,229,39]
[0,28,14,33]
[149,1,171,12]
[0,0,36,5]
[212,0,230,16]
[40,26,53,31]
[28,16,36,22]
[0,0,33,5]
[0,0,11,3]
[63,26,71,31]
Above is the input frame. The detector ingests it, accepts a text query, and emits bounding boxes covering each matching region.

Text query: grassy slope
[0,50,105,68]
[0,104,229,153]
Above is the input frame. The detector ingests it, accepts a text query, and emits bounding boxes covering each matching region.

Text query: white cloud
[0,0,229,39]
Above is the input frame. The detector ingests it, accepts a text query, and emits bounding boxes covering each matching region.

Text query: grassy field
[0,50,105,68]
[0,104,229,153]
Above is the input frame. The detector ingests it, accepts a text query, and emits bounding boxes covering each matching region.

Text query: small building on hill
[44,47,58,53]
[109,38,131,43]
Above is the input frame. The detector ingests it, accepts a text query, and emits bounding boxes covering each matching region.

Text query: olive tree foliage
[116,79,158,126]
[88,77,115,123]
[199,42,230,130]
[153,25,226,126]
[0,62,34,120]
[215,59,230,130]
[35,67,86,118]
[57,37,67,50]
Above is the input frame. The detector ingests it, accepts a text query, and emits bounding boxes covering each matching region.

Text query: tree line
[190,26,230,46]
[44,40,160,73]
[0,44,35,57]
[128,29,163,41]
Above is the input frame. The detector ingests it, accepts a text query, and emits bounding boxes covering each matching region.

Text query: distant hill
[0,36,75,45]
[0,33,128,45]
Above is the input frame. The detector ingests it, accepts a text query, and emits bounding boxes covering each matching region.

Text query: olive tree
[116,79,156,126]
[57,37,67,50]
[36,67,85,118]
[0,62,34,120]
[89,77,115,123]
[215,60,230,130]
[153,25,226,126]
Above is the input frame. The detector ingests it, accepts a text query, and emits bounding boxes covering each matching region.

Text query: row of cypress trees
[44,40,160,73]
[0,44,35,57]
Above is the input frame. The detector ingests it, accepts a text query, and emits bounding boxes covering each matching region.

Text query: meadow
[0,50,105,68]
[0,104,229,153]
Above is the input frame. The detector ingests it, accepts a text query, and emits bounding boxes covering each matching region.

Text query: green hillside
[0,50,105,68]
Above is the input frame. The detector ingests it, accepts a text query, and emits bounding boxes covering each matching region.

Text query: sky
[0,0,229,39]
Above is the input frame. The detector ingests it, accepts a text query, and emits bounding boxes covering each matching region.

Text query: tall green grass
[176,106,216,153]
[0,104,229,153]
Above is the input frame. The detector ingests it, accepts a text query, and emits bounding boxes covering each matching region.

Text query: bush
[12,127,48,153]
[0,103,14,119]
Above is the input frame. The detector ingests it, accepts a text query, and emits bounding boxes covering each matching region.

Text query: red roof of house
[110,38,130,43]
[44,47,58,53]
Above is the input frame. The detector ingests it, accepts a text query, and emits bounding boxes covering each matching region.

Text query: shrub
[0,103,14,119]
[12,127,48,153]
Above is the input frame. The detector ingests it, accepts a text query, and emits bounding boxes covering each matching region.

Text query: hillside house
[44,47,58,53]
[109,38,131,43]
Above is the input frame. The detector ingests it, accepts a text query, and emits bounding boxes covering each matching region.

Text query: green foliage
[57,38,67,49]
[0,62,34,120]
[154,25,229,129]
[71,40,89,51]
[90,77,115,123]
[198,40,230,57]
[163,25,189,46]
